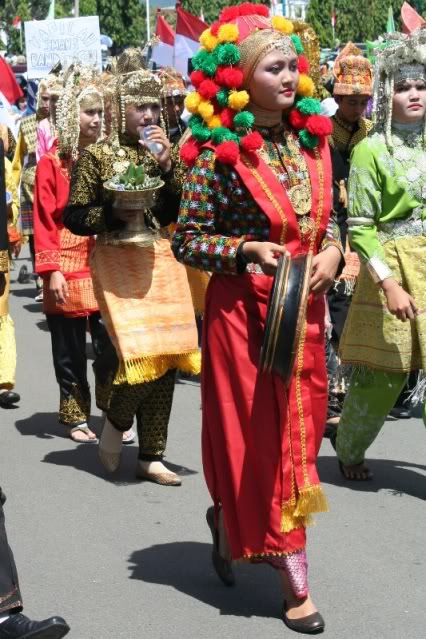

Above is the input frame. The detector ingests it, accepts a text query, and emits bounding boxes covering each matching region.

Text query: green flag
[386,6,395,33]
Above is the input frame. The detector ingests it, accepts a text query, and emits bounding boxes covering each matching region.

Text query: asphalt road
[1,247,425,639]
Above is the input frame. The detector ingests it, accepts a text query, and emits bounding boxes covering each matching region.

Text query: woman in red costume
[173,5,342,633]
[33,67,111,443]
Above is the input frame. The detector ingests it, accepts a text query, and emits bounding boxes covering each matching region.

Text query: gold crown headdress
[115,48,162,134]
[57,64,104,159]
[333,42,373,96]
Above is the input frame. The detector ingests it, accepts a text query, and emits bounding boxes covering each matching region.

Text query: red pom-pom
[239,3,269,17]
[219,7,240,22]
[180,139,200,167]
[220,107,236,128]
[198,79,220,100]
[190,70,206,88]
[216,66,244,89]
[219,3,269,23]
[210,21,221,36]
[240,131,263,152]
[289,109,308,130]
[216,141,240,165]
[298,55,310,74]
[305,115,333,137]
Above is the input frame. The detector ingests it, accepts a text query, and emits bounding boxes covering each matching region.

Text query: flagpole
[146,0,151,41]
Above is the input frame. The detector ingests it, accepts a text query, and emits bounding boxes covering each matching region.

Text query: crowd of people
[0,2,425,637]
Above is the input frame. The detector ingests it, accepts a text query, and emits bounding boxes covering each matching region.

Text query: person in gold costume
[64,49,200,486]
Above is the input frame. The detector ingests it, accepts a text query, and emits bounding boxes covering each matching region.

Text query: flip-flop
[68,425,98,443]
[122,428,136,444]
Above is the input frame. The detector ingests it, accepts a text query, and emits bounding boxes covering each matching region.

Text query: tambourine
[260,253,313,385]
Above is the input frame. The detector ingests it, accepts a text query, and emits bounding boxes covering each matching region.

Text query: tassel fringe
[114,350,201,385]
[281,485,329,533]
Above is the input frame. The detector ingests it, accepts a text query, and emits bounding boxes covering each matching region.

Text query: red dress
[173,129,335,561]
[33,141,98,318]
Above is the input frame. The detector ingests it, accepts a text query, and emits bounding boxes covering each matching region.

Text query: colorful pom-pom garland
[180,3,330,166]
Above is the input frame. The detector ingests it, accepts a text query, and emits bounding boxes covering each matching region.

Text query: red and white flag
[151,15,175,68]
[12,16,21,29]
[175,7,207,77]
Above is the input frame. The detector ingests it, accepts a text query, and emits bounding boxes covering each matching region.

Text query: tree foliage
[307,0,424,48]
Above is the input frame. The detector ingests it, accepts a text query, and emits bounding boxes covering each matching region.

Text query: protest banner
[25,16,102,79]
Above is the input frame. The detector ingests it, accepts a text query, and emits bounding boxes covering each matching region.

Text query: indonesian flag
[175,7,207,77]
[12,16,21,29]
[151,15,175,68]
[0,57,24,104]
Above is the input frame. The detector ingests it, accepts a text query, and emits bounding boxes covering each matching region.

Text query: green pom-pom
[191,123,212,143]
[216,43,241,66]
[296,97,321,115]
[192,49,210,70]
[188,114,203,130]
[291,34,304,55]
[216,88,229,107]
[233,111,255,129]
[203,59,218,77]
[299,129,318,149]
[192,50,217,76]
[211,127,232,144]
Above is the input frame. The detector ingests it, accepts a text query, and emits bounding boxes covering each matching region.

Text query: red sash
[232,139,332,255]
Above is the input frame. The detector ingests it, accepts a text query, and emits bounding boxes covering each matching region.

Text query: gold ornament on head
[56,63,104,159]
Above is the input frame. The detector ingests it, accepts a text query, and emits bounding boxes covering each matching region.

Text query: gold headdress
[56,64,103,159]
[333,43,373,96]
[158,67,187,98]
[36,72,64,111]
[115,48,162,133]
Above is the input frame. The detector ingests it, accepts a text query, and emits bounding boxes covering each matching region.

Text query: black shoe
[206,506,235,586]
[0,613,70,639]
[387,406,412,420]
[17,265,30,284]
[282,603,325,634]
[0,391,20,407]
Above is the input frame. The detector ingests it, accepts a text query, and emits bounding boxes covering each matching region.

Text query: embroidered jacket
[33,141,98,317]
[173,126,341,275]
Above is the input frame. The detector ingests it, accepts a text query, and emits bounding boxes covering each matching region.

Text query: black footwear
[387,406,412,420]
[0,391,20,407]
[0,613,70,639]
[206,506,235,586]
[282,603,325,634]
[17,265,30,284]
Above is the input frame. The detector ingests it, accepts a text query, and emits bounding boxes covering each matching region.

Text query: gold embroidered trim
[59,384,90,425]
[241,547,305,561]
[0,251,8,272]
[35,250,61,266]
[241,154,288,245]
[0,587,18,605]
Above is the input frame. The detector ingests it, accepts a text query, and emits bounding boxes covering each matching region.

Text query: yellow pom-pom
[207,115,222,129]
[271,16,294,35]
[200,28,219,51]
[185,92,201,114]
[198,100,215,121]
[297,74,315,97]
[218,24,239,43]
[228,90,250,111]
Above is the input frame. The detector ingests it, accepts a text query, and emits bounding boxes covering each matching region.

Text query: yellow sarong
[91,238,201,385]
[340,236,426,372]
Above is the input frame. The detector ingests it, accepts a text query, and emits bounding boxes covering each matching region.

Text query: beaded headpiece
[373,21,426,149]
[116,48,161,133]
[36,72,64,111]
[180,2,331,166]
[333,42,373,96]
[158,67,187,98]
[57,64,104,159]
